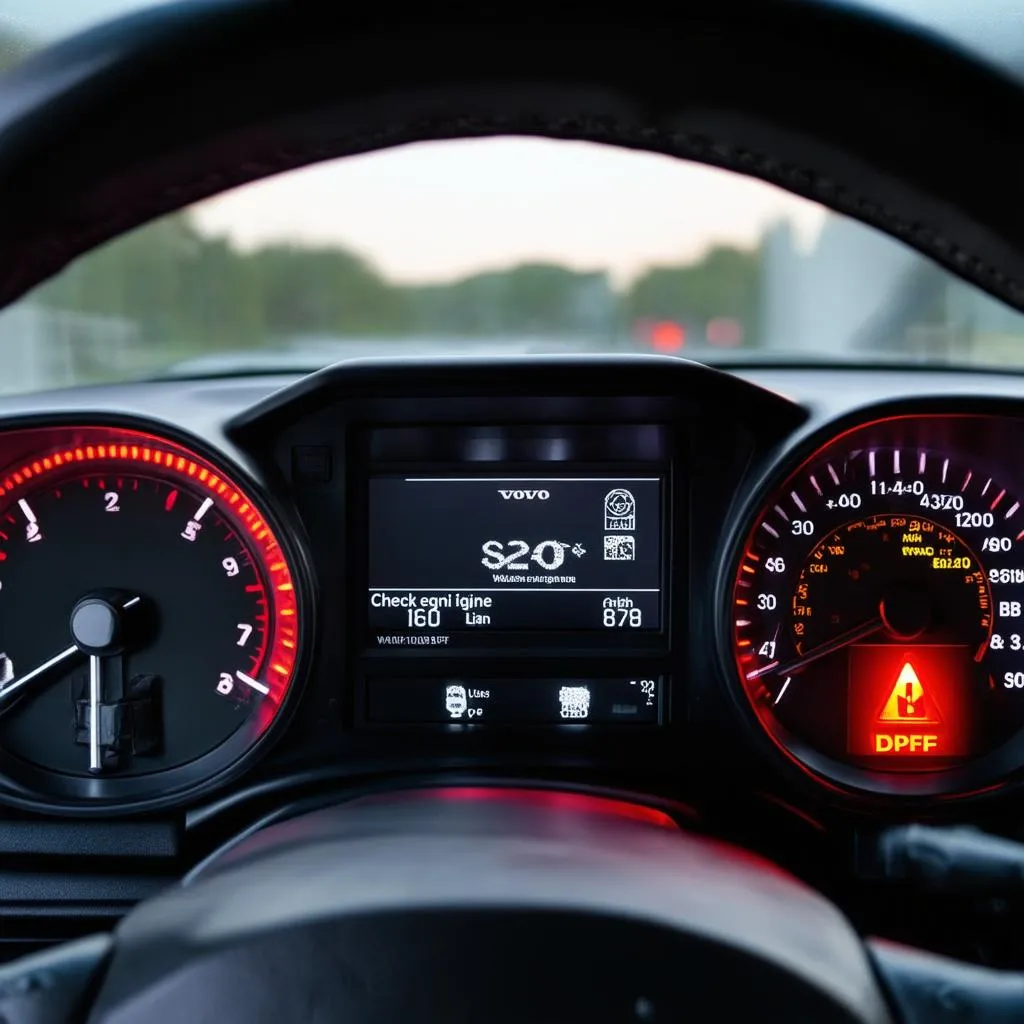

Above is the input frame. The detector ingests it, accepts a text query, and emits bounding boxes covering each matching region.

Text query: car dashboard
[4,354,1024,963]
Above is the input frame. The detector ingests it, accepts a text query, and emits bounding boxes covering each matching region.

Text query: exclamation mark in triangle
[878,661,943,724]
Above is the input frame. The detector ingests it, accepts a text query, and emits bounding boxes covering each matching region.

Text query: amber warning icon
[878,661,943,724]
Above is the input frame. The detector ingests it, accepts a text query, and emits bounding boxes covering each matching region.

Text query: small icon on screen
[604,489,636,531]
[445,684,468,719]
[604,535,636,561]
[558,685,591,719]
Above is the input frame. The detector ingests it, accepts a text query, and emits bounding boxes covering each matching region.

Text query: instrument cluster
[3,361,1024,815]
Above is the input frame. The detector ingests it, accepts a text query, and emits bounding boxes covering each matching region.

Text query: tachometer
[0,424,304,811]
[729,416,1024,795]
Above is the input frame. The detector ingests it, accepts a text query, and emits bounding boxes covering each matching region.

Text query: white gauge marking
[736,619,751,628]
[236,671,270,696]
[961,470,972,493]
[982,478,992,497]
[942,458,949,483]
[868,450,876,477]
[194,498,214,522]
[774,504,789,522]
[893,449,901,475]
[774,677,792,704]
[1006,502,1020,520]
[827,463,840,485]
[17,499,35,523]
[809,475,822,496]
[991,489,1006,511]
[918,452,926,474]
[761,522,779,538]
[791,491,806,513]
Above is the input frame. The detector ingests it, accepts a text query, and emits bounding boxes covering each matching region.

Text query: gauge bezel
[0,412,314,816]
[716,396,1024,802]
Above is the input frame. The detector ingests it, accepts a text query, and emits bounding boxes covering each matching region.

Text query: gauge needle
[771,616,884,678]
[0,645,80,707]
[88,655,102,773]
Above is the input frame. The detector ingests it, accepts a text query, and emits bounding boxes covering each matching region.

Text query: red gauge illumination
[0,424,303,810]
[729,415,1024,795]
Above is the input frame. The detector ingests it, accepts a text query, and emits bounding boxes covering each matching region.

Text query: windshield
[2,135,1024,392]
[4,5,1024,391]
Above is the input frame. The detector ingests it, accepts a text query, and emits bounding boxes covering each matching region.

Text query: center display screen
[367,475,663,643]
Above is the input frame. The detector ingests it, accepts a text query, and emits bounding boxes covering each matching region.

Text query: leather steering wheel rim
[85,791,892,1024]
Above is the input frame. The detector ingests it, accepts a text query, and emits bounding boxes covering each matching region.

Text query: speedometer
[728,413,1024,795]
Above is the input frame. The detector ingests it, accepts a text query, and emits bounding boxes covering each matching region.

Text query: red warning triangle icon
[878,661,943,724]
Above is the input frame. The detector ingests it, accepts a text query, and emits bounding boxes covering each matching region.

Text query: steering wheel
[0,791,891,1022]
[3,3,1024,1021]
[1,788,1022,1023]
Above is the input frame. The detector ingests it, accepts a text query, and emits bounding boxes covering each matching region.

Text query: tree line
[0,27,29,71]
[32,213,763,350]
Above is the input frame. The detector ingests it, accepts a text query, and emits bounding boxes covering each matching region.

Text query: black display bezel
[349,423,676,729]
